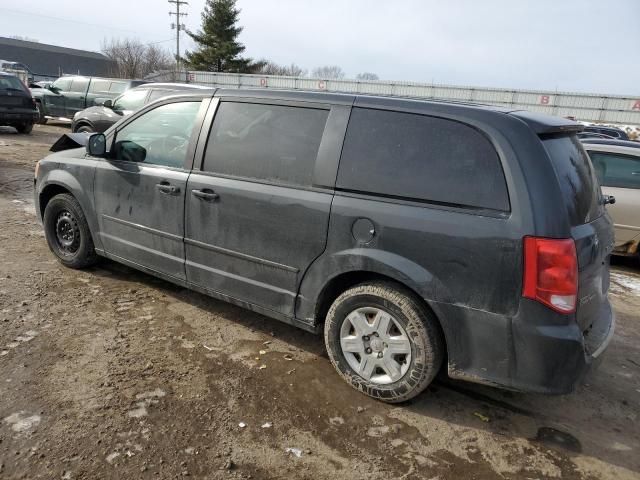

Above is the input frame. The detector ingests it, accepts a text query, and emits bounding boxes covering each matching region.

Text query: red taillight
[523,237,578,314]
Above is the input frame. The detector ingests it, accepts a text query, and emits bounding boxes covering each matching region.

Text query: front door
[185,100,336,316]
[64,77,90,118]
[94,99,207,280]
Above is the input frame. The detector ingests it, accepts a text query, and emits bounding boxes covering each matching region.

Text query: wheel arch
[297,249,452,359]
[72,119,95,132]
[37,172,102,252]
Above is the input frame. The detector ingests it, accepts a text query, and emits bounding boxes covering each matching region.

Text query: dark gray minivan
[34,89,615,403]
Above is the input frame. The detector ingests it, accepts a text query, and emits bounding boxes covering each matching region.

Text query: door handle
[192,189,219,201]
[156,183,180,195]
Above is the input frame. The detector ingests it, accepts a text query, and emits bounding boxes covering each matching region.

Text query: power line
[0,7,144,35]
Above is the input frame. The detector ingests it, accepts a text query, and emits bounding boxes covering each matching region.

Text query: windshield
[0,75,27,92]
[113,89,148,111]
[542,134,603,226]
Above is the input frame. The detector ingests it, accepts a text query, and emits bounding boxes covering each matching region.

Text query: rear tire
[324,282,444,403]
[16,122,33,134]
[43,193,98,269]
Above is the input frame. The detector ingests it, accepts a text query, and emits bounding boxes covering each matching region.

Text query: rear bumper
[0,108,38,124]
[437,298,614,394]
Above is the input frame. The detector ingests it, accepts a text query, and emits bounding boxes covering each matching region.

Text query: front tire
[43,194,98,269]
[35,102,47,124]
[324,282,444,403]
[75,124,95,134]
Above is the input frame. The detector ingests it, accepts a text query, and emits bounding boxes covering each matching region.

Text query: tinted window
[113,89,149,111]
[69,77,89,93]
[203,102,329,186]
[110,81,127,93]
[0,75,26,91]
[113,101,201,168]
[542,134,603,225]
[588,151,640,189]
[51,77,71,91]
[89,79,110,93]
[337,108,509,211]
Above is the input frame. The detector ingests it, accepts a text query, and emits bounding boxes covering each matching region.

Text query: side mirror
[103,99,113,108]
[47,84,59,93]
[87,133,106,157]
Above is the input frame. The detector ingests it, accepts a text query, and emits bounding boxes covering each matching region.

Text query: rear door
[93,97,209,280]
[542,135,614,350]
[184,98,339,316]
[586,148,640,247]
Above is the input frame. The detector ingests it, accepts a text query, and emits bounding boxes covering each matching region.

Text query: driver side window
[112,101,202,169]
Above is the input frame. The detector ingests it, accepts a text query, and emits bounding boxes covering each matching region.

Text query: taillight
[523,237,578,314]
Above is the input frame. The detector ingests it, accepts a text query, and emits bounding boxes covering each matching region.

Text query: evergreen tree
[184,0,258,72]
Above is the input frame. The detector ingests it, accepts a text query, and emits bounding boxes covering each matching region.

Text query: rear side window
[542,135,603,225]
[337,108,509,211]
[588,151,640,189]
[203,102,329,187]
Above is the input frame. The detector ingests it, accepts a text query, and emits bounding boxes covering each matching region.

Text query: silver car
[583,139,640,257]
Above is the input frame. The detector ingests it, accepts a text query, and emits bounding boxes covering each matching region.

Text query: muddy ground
[0,124,639,480]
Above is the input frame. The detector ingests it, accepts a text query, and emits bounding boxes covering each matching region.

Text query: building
[0,37,114,80]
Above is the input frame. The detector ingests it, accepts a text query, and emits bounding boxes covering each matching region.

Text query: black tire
[43,193,98,269]
[75,124,95,134]
[324,282,444,403]
[35,102,47,124]
[16,122,33,134]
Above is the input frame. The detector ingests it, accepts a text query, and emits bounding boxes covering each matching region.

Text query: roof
[0,37,106,60]
[581,138,640,149]
[135,82,211,90]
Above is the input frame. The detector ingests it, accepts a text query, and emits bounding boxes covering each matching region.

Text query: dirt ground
[0,124,639,480]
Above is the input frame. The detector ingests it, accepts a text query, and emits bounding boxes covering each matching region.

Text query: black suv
[34,89,615,403]
[0,72,38,133]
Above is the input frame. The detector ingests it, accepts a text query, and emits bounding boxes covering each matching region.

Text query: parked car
[583,125,630,141]
[583,139,640,257]
[30,75,147,124]
[0,71,38,134]
[34,89,615,403]
[71,83,210,133]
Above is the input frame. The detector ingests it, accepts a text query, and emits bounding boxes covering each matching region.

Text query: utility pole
[169,0,188,71]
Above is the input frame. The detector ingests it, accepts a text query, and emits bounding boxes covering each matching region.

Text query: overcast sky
[0,0,638,94]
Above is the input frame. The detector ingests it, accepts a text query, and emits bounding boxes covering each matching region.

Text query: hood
[50,132,91,152]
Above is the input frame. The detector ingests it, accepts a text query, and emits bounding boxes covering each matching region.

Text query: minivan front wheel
[324,282,443,403]
[43,194,98,269]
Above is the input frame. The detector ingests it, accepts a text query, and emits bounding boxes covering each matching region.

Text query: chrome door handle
[192,189,219,201]
[156,183,180,195]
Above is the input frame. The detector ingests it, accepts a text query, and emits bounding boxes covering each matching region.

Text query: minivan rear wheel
[43,194,98,269]
[324,282,443,403]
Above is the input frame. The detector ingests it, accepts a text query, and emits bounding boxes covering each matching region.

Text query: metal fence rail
[146,70,640,125]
